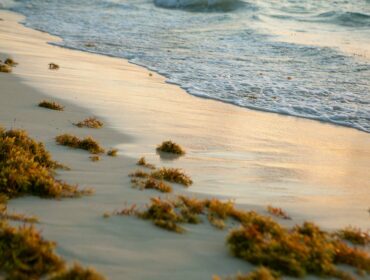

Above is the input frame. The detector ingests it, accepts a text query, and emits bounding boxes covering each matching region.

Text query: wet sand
[0,9,369,280]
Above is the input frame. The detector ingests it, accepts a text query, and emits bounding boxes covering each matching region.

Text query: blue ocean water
[2,0,370,132]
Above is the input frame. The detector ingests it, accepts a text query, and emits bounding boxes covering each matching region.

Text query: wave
[154,0,240,9]
[316,11,370,27]
[5,0,370,134]
[0,0,17,9]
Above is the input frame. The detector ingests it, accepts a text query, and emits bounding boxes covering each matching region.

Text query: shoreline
[0,10,256,279]
[1,9,369,227]
[8,5,370,135]
[37,28,370,135]
[0,9,369,279]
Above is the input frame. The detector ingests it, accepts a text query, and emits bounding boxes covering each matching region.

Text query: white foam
[0,0,17,9]
[9,0,370,133]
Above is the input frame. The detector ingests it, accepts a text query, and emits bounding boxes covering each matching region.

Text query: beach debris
[113,196,278,233]
[335,226,370,246]
[138,198,189,233]
[116,204,137,216]
[49,263,106,280]
[135,197,188,233]
[129,170,150,178]
[107,148,118,157]
[38,100,65,111]
[150,167,192,186]
[89,155,100,162]
[227,221,370,279]
[0,220,106,279]
[132,177,173,193]
[4,58,18,66]
[84,42,96,48]
[0,195,6,211]
[111,194,370,279]
[113,196,240,232]
[0,128,89,198]
[149,72,153,76]
[55,134,105,154]
[0,125,105,278]
[156,140,186,155]
[49,62,60,70]
[0,63,12,73]
[0,221,65,279]
[130,159,191,193]
[74,117,103,128]
[103,212,111,218]
[267,205,291,220]
[136,156,156,169]
[206,199,236,229]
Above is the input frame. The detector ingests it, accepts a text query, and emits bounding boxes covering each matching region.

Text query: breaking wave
[316,11,370,27]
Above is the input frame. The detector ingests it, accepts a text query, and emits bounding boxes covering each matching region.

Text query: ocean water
[2,0,370,132]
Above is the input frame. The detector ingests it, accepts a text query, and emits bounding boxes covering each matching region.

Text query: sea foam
[7,0,370,133]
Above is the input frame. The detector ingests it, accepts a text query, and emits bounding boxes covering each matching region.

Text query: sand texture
[1,10,369,280]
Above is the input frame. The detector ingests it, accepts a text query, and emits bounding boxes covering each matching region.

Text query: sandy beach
[1,9,369,280]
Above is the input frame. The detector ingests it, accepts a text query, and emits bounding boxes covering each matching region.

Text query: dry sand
[0,9,369,280]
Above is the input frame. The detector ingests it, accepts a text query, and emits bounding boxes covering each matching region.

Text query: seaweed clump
[115,197,242,233]
[49,63,60,70]
[132,177,172,193]
[130,158,191,193]
[0,221,65,279]
[107,148,118,157]
[0,128,87,198]
[335,226,370,246]
[0,57,17,73]
[114,194,370,279]
[0,63,12,73]
[137,157,155,169]
[267,205,291,220]
[333,240,370,275]
[0,221,107,279]
[38,100,64,111]
[55,134,105,154]
[129,170,149,179]
[227,220,370,279]
[74,117,103,129]
[205,199,235,229]
[114,197,204,233]
[89,155,100,162]
[116,195,285,234]
[50,263,106,280]
[4,58,18,66]
[156,140,185,155]
[138,197,185,233]
[151,167,193,186]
